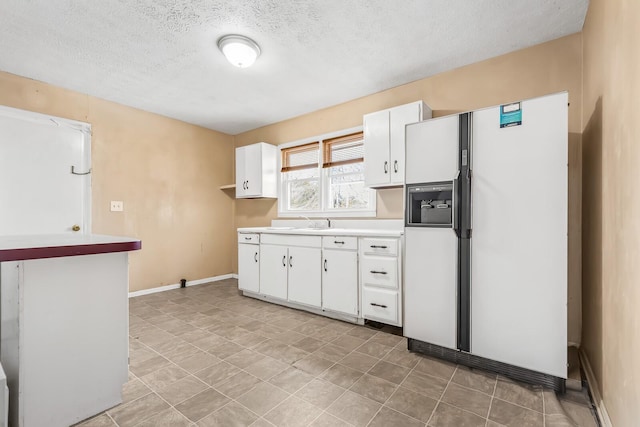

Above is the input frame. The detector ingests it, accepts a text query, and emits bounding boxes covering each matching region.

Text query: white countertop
[237,227,403,237]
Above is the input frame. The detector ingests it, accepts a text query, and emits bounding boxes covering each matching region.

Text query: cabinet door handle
[246,180,249,189]
[370,270,387,275]
[289,256,293,268]
[370,303,388,308]
[333,240,345,245]
[384,161,388,173]
[254,252,258,263]
[370,245,388,249]
[394,160,398,173]
[324,259,327,272]
[282,255,286,267]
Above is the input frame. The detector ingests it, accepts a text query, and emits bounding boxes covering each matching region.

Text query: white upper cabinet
[235,142,277,198]
[363,101,431,188]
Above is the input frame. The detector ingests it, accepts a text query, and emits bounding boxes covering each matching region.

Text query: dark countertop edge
[0,240,142,262]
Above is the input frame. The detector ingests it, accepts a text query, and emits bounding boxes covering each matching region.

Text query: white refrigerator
[404,92,568,383]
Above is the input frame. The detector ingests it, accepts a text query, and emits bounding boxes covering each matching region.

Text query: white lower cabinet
[360,237,402,326]
[238,234,260,293]
[259,244,288,300]
[288,246,321,307]
[238,231,401,326]
[259,234,322,307]
[322,236,358,316]
[362,287,399,324]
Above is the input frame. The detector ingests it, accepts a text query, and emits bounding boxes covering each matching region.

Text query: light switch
[110,201,123,212]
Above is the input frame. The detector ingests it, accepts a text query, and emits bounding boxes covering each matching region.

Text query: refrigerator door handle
[453,171,461,236]
[464,169,472,234]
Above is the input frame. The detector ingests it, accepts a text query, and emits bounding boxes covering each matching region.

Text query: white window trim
[278,126,376,218]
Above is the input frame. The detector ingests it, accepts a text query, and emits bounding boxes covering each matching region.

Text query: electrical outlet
[110,201,123,212]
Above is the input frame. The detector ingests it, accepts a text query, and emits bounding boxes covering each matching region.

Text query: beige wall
[234,34,583,344]
[0,71,236,293]
[581,0,640,425]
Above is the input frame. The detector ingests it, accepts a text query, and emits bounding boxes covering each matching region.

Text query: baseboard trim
[579,349,612,427]
[128,274,235,298]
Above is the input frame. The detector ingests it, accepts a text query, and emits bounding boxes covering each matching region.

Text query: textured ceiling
[0,1,588,135]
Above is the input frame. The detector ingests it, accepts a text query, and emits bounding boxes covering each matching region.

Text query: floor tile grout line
[348,344,399,426]
[436,369,497,398]
[491,396,547,416]
[425,364,458,427]
[485,371,499,427]
[542,383,546,427]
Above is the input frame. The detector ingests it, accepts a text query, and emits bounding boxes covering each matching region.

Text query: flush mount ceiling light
[217,34,261,68]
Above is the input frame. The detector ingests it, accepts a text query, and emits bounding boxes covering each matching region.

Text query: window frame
[278,126,376,218]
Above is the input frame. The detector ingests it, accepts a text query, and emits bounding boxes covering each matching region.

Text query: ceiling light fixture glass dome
[217,34,261,68]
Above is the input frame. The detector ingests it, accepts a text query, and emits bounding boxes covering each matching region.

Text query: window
[281,142,320,211]
[279,128,376,217]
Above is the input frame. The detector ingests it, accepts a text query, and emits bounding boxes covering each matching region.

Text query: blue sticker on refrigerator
[500,102,522,128]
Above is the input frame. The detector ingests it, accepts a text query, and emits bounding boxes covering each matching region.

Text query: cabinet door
[322,250,358,316]
[243,144,263,197]
[364,110,390,187]
[389,102,421,185]
[235,146,247,197]
[238,244,260,293]
[287,246,321,307]
[259,244,288,300]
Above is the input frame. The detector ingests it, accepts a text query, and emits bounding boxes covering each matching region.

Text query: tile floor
[77,279,598,427]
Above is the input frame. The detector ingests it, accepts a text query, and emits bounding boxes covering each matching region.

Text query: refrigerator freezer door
[470,92,568,378]
[404,227,458,350]
[405,116,459,185]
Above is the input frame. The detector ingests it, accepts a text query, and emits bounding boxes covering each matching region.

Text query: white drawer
[261,234,322,248]
[362,287,399,325]
[361,256,398,289]
[238,233,260,244]
[361,238,398,256]
[322,236,358,250]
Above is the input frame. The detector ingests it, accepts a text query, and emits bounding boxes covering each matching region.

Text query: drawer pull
[370,303,388,308]
[244,236,252,240]
[370,245,388,249]
[370,270,387,275]
[334,240,345,245]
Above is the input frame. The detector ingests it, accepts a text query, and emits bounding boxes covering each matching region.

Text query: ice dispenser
[406,182,454,227]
